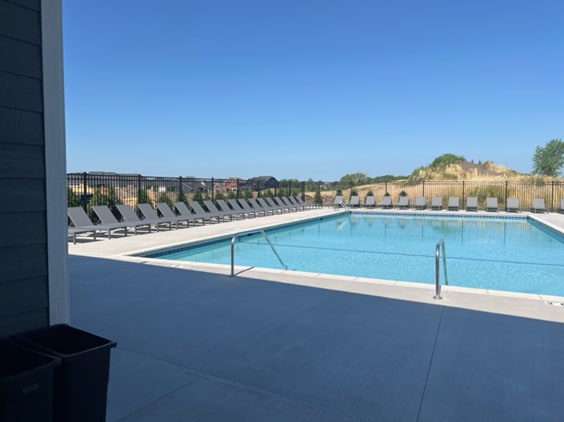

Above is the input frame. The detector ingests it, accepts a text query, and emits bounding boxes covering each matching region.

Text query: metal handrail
[231,229,287,276]
[433,239,448,299]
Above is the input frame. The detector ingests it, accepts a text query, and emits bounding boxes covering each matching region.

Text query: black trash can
[0,339,60,422]
[13,324,117,422]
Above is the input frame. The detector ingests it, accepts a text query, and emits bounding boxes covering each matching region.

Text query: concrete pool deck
[68,208,564,421]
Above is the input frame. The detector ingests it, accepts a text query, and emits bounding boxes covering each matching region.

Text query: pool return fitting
[434,239,448,299]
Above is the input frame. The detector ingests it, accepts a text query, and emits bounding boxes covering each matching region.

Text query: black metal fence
[67,172,564,217]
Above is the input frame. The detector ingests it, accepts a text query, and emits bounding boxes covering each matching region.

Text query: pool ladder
[231,229,287,276]
[434,239,448,299]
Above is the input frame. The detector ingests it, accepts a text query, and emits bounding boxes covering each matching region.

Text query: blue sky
[63,0,563,181]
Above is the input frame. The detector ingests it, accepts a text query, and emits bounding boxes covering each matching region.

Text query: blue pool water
[143,213,564,296]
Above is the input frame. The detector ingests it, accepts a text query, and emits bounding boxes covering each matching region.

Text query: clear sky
[63,0,564,181]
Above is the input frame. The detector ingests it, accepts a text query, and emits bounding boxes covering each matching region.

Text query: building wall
[0,0,67,337]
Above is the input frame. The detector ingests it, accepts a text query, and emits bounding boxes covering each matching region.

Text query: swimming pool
[141,212,564,297]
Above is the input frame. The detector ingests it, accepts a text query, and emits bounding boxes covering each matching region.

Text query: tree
[533,139,564,177]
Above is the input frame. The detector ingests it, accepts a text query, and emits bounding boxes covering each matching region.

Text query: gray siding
[0,0,49,337]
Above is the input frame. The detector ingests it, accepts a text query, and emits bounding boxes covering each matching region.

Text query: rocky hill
[409,154,523,181]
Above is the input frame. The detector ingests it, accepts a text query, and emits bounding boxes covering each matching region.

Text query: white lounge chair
[558,199,564,214]
[138,203,174,230]
[531,198,546,213]
[485,197,499,212]
[364,195,375,208]
[506,198,520,212]
[349,195,360,207]
[414,196,426,210]
[431,196,443,210]
[68,206,126,243]
[466,197,478,211]
[447,196,459,211]
[396,196,409,209]
[333,195,345,208]
[381,196,392,209]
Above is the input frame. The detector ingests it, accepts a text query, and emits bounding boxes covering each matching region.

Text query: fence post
[211,177,214,200]
[504,181,508,211]
[236,178,240,199]
[462,181,465,206]
[422,180,425,197]
[551,180,555,212]
[81,171,87,209]
[137,174,141,209]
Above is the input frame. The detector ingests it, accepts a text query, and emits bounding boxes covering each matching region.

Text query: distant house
[245,176,279,190]
[214,178,239,194]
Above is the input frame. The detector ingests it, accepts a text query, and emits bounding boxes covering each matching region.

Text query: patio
[68,210,564,421]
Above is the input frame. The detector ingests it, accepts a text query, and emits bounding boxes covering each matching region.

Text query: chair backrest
[216,199,232,212]
[68,207,95,227]
[397,196,409,207]
[174,201,193,216]
[334,195,344,205]
[92,205,119,225]
[466,197,478,208]
[188,200,209,215]
[381,196,392,206]
[431,196,442,207]
[156,202,177,218]
[486,197,498,208]
[532,198,545,209]
[228,199,245,211]
[365,196,375,206]
[138,203,160,220]
[116,204,142,222]
[448,197,459,208]
[350,196,359,206]
[507,197,519,209]
[415,196,425,207]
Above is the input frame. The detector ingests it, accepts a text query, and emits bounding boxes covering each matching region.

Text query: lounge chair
[558,199,564,214]
[204,200,233,221]
[228,198,257,218]
[466,197,478,211]
[116,204,161,232]
[381,196,392,209]
[294,195,315,209]
[447,196,459,211]
[173,201,205,226]
[263,197,288,213]
[91,204,144,235]
[485,197,498,212]
[414,196,426,210]
[217,199,245,219]
[333,195,345,208]
[396,196,409,209]
[188,200,222,223]
[506,198,520,212]
[279,196,299,212]
[531,198,546,213]
[349,195,360,207]
[138,203,175,230]
[250,198,275,214]
[431,196,443,210]
[156,202,193,227]
[68,206,127,243]
[239,198,265,216]
[364,195,375,208]
[285,196,305,211]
